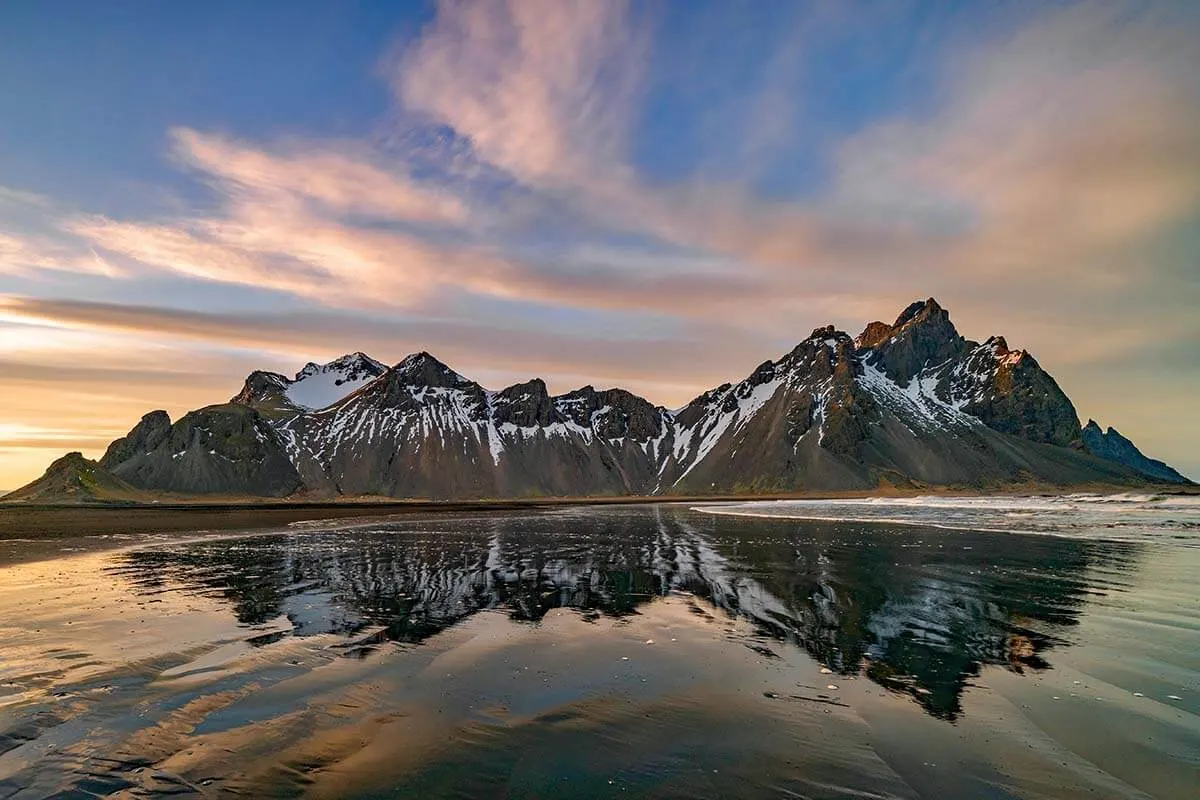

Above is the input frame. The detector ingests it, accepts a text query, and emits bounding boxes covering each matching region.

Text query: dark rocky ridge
[556,386,665,441]
[5,452,142,503]
[99,410,172,468]
[862,299,966,385]
[6,299,1190,502]
[857,300,1080,447]
[100,404,302,497]
[231,370,290,409]
[1081,420,1189,484]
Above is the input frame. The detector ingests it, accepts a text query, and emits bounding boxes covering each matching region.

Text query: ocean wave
[691,494,1200,544]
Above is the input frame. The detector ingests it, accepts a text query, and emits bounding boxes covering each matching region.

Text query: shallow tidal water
[0,499,1197,799]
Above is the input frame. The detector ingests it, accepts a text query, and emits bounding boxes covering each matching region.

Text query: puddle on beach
[0,503,1196,798]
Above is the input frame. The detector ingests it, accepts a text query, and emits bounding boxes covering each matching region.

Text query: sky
[0,0,1197,488]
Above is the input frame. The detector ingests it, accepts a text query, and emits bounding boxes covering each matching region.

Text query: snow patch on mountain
[857,363,978,432]
[674,376,784,483]
[284,354,386,410]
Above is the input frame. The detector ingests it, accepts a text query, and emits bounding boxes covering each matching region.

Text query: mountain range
[5,298,1190,502]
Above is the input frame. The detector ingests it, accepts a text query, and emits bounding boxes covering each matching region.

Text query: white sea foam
[692,494,1200,544]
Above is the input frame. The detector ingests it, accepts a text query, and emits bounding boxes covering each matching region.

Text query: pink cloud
[396,0,645,186]
[0,230,123,278]
[171,128,469,225]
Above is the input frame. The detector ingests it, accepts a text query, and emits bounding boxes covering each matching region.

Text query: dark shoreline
[3,483,1195,542]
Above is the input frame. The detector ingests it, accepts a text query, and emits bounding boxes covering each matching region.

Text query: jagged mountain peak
[1081,420,1190,484]
[980,335,1028,366]
[491,378,559,427]
[855,320,893,349]
[43,296,1188,503]
[1087,419,1130,438]
[232,370,291,408]
[283,353,387,410]
[497,377,549,395]
[808,324,838,340]
[296,351,385,381]
[555,383,660,407]
[231,353,387,412]
[894,297,946,328]
[99,409,172,469]
[1083,419,1118,437]
[844,298,964,360]
[348,350,383,365]
[890,297,957,341]
[139,409,171,427]
[777,328,855,386]
[859,298,965,385]
[391,351,472,388]
[864,298,957,346]
[559,384,599,401]
[793,325,855,356]
[492,377,552,408]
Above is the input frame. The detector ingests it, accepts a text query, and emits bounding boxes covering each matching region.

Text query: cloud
[3,0,1198,485]
[0,329,271,487]
[66,212,473,308]
[828,1,1200,270]
[386,0,1200,313]
[25,0,1200,366]
[0,186,122,278]
[0,230,122,278]
[60,126,774,316]
[56,127,494,308]
[0,294,774,397]
[66,207,772,317]
[0,186,54,209]
[9,0,1198,320]
[395,0,645,187]
[170,128,469,225]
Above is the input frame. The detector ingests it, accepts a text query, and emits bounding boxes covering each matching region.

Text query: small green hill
[2,452,144,504]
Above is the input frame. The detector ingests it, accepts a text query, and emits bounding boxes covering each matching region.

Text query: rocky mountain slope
[5,452,144,503]
[96,405,303,497]
[1081,420,1189,484]
[5,299,1190,502]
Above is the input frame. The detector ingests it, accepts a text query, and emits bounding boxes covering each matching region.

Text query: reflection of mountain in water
[108,506,1139,720]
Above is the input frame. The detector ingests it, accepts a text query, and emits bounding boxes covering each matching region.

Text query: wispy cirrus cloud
[7,0,1197,314]
[66,206,768,316]
[2,0,1194,340]
[827,1,1200,270]
[379,0,1200,327]
[395,0,646,187]
[2,0,1198,485]
[0,230,121,278]
[0,294,773,399]
[65,211,495,308]
[170,128,470,225]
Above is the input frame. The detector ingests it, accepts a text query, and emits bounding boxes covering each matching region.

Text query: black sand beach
[0,499,1196,798]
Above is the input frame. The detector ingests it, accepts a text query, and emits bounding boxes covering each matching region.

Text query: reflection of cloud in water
[106,505,1137,721]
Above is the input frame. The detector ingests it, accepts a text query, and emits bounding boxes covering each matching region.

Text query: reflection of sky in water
[1,504,1197,799]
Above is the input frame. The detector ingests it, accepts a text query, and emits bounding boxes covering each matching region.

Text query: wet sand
[0,503,1196,798]
[0,499,702,565]
[7,484,1193,562]
[8,481,1197,534]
